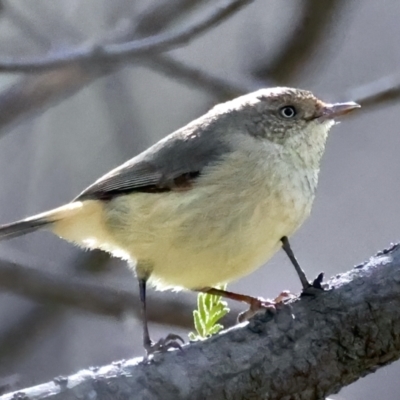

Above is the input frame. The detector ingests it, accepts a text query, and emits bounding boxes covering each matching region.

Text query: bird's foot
[144,333,184,358]
[237,291,294,323]
[301,272,327,296]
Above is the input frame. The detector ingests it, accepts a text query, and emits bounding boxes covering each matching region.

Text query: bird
[0,87,359,354]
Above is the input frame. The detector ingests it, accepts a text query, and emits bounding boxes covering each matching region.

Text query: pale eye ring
[279,105,297,119]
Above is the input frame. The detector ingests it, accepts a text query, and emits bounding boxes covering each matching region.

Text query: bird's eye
[279,106,297,119]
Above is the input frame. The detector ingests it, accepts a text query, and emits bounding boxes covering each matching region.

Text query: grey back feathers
[75,105,238,201]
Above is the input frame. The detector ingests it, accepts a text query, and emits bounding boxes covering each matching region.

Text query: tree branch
[0,256,201,329]
[253,0,344,83]
[3,1,52,50]
[345,73,400,111]
[0,0,253,136]
[0,66,99,132]
[0,306,60,362]
[2,244,400,399]
[0,0,253,72]
[141,54,257,100]
[132,0,208,37]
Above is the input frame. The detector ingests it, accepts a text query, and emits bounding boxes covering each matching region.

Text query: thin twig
[133,0,208,36]
[142,54,257,99]
[0,257,199,328]
[131,0,259,100]
[0,0,254,136]
[0,0,253,72]
[253,0,344,83]
[5,0,83,46]
[344,73,400,110]
[3,1,51,50]
[130,0,258,98]
[0,66,100,132]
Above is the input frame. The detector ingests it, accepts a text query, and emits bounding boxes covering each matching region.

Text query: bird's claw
[237,291,293,323]
[301,272,327,296]
[145,333,184,357]
[274,290,295,303]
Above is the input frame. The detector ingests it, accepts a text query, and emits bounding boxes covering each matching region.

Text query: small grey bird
[0,87,359,354]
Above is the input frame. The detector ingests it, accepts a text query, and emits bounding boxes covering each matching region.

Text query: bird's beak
[319,101,360,120]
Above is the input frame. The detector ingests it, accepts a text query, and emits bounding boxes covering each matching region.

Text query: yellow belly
[103,182,312,290]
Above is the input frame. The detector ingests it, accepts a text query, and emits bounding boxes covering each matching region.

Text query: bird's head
[220,87,360,168]
[236,86,359,143]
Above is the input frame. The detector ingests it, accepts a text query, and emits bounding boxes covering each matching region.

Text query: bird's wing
[74,115,231,201]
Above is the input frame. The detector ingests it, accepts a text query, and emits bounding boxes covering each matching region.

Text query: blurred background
[0,0,398,398]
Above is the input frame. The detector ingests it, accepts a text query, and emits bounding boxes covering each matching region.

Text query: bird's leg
[138,277,184,356]
[138,277,152,350]
[280,236,324,291]
[280,236,309,289]
[196,287,291,323]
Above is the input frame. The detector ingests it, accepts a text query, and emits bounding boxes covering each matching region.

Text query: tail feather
[0,217,52,240]
[0,202,83,241]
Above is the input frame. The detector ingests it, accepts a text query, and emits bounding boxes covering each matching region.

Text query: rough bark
[2,243,400,400]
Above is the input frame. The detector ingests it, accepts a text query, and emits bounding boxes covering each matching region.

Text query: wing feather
[74,112,231,201]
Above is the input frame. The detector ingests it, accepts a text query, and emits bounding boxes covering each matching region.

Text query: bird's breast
[104,147,318,289]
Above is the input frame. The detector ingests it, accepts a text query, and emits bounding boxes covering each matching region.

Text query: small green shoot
[189,285,230,341]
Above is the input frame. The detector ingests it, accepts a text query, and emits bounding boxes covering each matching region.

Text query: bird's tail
[0,203,82,241]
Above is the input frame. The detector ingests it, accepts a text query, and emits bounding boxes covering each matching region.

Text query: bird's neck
[284,121,332,171]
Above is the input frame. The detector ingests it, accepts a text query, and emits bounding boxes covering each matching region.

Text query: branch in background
[142,53,257,100]
[0,306,60,363]
[0,0,117,134]
[0,0,254,136]
[0,0,253,72]
[2,245,400,399]
[4,0,83,46]
[130,0,260,97]
[345,74,400,111]
[1,1,398,140]
[1,0,397,139]
[0,253,238,329]
[0,257,201,328]
[130,0,257,100]
[3,1,52,50]
[0,53,253,136]
[253,0,344,83]
[133,0,208,36]
[0,250,112,365]
[0,66,100,133]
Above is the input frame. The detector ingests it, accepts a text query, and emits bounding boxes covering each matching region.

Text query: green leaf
[208,306,229,327]
[208,324,224,335]
[193,309,206,338]
[198,293,208,322]
[189,285,231,340]
[204,289,213,311]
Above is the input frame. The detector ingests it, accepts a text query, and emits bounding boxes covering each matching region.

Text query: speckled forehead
[257,88,314,103]
[256,88,326,116]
